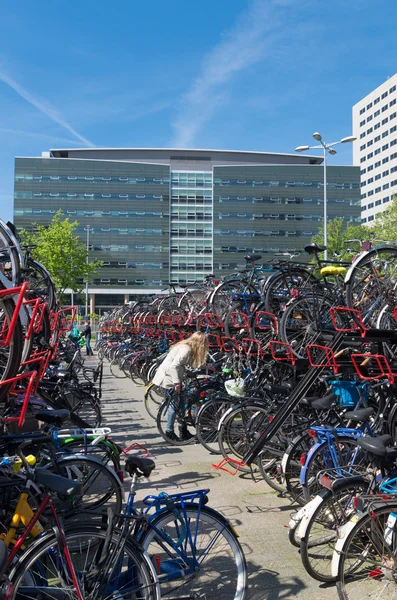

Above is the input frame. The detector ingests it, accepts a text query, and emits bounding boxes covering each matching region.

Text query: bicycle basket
[330,380,359,407]
[224,378,246,398]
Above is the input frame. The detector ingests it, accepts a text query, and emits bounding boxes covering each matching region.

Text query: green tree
[311,217,371,260]
[21,211,102,296]
[371,195,397,242]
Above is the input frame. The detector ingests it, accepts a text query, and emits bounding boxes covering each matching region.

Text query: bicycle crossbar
[244,332,346,465]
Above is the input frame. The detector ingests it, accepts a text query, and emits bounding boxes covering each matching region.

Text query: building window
[382,144,389,150]
[375,161,381,168]
[362,217,367,223]
[367,152,373,159]
[382,118,389,125]
[391,98,397,107]
[367,127,373,134]
[366,115,373,122]
[390,85,396,93]
[375,199,382,206]
[375,174,381,180]
[383,183,390,189]
[368,165,373,171]
[374,110,380,117]
[382,104,388,112]
[360,133,366,139]
[368,202,374,209]
[361,168,367,174]
[374,97,380,104]
[368,190,374,196]
[382,131,389,138]
[374,123,381,130]
[367,102,373,109]
[383,170,389,176]
[383,157,389,164]
[360,120,366,126]
[391,126,397,133]
[360,144,366,151]
[360,157,366,163]
[360,107,366,115]
[383,196,390,203]
[375,148,381,155]
[368,215,374,222]
[367,177,373,184]
[391,113,396,120]
[375,186,381,193]
[367,140,373,146]
[382,91,388,99]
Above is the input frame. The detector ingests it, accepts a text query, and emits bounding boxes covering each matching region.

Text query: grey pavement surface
[99,361,338,600]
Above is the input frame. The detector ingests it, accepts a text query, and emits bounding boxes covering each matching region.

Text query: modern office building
[14,148,360,310]
[352,73,397,224]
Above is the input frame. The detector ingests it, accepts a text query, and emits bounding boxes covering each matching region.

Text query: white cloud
[0,128,83,145]
[170,0,302,147]
[0,70,95,147]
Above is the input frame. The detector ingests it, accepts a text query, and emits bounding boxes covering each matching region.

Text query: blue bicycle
[123,454,248,600]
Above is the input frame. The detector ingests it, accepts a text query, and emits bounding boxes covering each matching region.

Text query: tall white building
[353,73,397,224]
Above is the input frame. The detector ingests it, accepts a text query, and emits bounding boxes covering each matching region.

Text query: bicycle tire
[156,395,197,446]
[279,293,335,359]
[9,525,158,600]
[60,438,121,471]
[336,502,397,599]
[345,245,397,328]
[141,504,247,600]
[263,268,317,314]
[109,355,128,379]
[196,396,234,454]
[300,479,368,583]
[49,454,123,514]
[209,279,260,319]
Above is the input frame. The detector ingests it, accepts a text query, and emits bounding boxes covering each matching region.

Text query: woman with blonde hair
[152,331,209,442]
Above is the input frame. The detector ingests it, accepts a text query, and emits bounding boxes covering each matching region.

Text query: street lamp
[295,133,356,260]
[84,225,93,318]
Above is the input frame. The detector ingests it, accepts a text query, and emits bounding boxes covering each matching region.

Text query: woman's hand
[174,383,181,393]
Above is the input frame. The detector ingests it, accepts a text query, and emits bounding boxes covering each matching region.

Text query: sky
[1,0,397,222]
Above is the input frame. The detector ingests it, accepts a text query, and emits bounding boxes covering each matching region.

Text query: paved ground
[98,361,338,600]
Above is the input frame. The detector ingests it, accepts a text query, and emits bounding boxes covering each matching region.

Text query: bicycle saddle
[244,253,262,262]
[310,392,337,410]
[35,409,70,427]
[304,243,327,255]
[357,434,393,457]
[125,456,156,478]
[344,407,374,422]
[36,468,83,497]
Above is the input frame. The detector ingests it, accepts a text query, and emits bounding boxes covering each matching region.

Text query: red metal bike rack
[212,457,247,476]
[230,312,250,329]
[255,311,278,335]
[351,353,395,383]
[306,344,338,373]
[241,337,263,357]
[269,340,296,365]
[0,282,29,347]
[330,307,367,338]
[1,370,38,427]
[221,336,239,352]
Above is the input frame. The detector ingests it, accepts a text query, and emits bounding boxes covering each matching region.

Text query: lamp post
[295,133,356,261]
[84,225,93,318]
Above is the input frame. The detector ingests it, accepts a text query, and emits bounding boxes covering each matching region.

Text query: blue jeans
[166,389,179,432]
[86,336,93,355]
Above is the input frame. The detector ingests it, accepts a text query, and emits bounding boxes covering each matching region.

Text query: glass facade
[170,171,213,285]
[13,151,361,304]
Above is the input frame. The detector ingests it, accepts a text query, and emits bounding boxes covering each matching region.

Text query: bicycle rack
[56,306,77,333]
[22,297,46,340]
[212,456,247,476]
[269,340,296,365]
[221,336,239,352]
[0,282,29,347]
[306,344,339,373]
[230,312,250,329]
[351,353,395,383]
[197,313,224,331]
[255,311,278,335]
[330,307,367,338]
[1,370,38,427]
[207,333,222,348]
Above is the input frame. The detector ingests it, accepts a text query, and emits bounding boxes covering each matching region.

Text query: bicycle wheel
[264,269,317,315]
[141,504,247,600]
[300,479,368,583]
[301,437,366,502]
[218,402,268,472]
[9,525,158,600]
[209,279,259,319]
[279,293,335,359]
[156,395,197,446]
[110,355,128,379]
[196,397,234,454]
[337,503,397,599]
[61,388,102,428]
[283,431,315,506]
[144,384,164,420]
[0,296,23,400]
[345,245,397,328]
[60,438,121,471]
[51,455,123,514]
[23,258,57,312]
